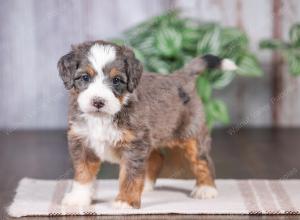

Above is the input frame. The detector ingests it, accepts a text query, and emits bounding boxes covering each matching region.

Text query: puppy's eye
[112,77,121,85]
[81,74,90,82]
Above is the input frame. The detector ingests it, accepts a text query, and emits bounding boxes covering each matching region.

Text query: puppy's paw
[62,191,91,206]
[191,185,218,199]
[112,200,134,209]
[143,179,154,192]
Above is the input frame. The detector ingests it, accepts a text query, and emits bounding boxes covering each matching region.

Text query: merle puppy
[57,40,236,209]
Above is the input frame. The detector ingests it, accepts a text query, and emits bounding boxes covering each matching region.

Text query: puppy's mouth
[86,109,111,117]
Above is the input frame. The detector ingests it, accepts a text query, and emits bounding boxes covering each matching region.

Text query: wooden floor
[0,128,299,220]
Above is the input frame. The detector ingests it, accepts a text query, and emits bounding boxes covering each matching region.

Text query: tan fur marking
[116,129,135,147]
[161,138,214,186]
[67,127,81,140]
[146,150,164,182]
[181,138,214,186]
[163,139,185,148]
[122,129,135,143]
[117,95,126,104]
[117,160,144,208]
[86,65,96,77]
[109,67,119,78]
[74,150,101,184]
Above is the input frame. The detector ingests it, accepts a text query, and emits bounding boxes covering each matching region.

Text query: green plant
[113,11,263,128]
[260,23,300,75]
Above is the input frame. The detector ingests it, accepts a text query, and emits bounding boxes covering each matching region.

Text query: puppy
[57,40,236,208]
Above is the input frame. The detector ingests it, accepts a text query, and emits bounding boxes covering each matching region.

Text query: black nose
[92,98,105,109]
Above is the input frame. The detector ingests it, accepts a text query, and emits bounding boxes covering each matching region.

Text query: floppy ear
[123,47,143,93]
[57,51,78,90]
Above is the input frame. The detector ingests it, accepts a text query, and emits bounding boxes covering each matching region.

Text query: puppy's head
[57,41,143,115]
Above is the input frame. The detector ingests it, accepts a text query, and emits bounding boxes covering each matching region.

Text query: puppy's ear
[57,51,78,90]
[123,47,143,93]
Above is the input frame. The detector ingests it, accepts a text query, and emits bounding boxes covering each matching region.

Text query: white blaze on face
[77,44,121,115]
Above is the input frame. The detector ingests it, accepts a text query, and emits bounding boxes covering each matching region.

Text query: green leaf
[169,57,185,72]
[205,100,230,124]
[182,29,203,52]
[155,28,182,58]
[182,26,202,43]
[147,57,170,74]
[259,39,286,50]
[124,11,180,43]
[221,28,248,51]
[220,28,248,59]
[197,24,221,55]
[259,23,300,77]
[287,52,300,75]
[289,23,300,47]
[135,35,157,55]
[205,111,214,129]
[132,48,146,64]
[110,38,125,46]
[196,76,212,102]
[207,69,236,89]
[221,28,248,46]
[236,53,263,76]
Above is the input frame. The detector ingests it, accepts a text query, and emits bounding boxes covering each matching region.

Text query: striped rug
[7,178,300,217]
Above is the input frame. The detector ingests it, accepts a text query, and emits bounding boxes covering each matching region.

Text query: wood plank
[278,0,300,126]
[271,0,284,126]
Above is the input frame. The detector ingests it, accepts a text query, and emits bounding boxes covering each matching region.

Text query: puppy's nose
[92,98,105,109]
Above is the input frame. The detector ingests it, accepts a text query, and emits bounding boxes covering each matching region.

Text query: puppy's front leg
[62,137,101,206]
[114,160,145,208]
[114,142,148,209]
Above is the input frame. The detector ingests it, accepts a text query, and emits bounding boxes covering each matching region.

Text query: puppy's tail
[180,54,237,76]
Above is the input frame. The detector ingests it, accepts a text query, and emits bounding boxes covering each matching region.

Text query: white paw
[62,181,93,206]
[62,191,92,206]
[191,185,218,199]
[143,178,154,192]
[112,200,133,209]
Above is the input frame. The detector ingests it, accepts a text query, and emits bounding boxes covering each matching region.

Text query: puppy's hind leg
[182,138,218,199]
[144,149,164,192]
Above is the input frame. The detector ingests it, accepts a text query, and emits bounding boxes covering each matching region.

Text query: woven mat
[7,178,300,217]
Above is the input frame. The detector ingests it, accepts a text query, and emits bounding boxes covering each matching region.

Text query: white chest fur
[72,114,122,163]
